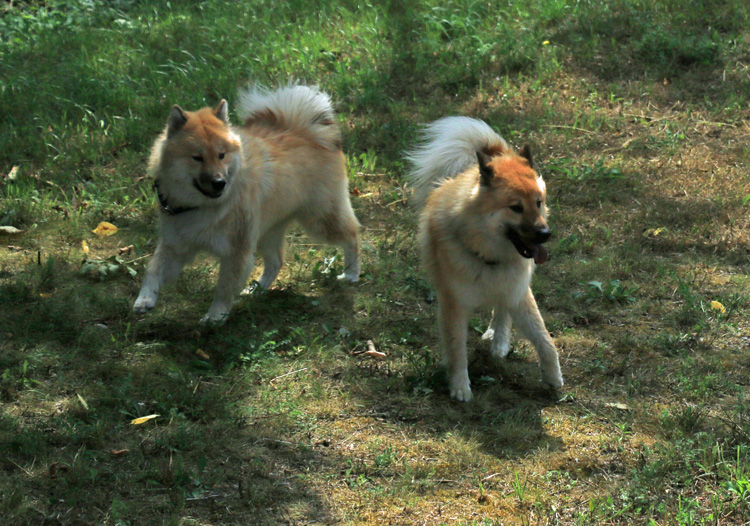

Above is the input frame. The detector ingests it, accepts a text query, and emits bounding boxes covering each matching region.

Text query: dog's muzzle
[194,174,226,199]
[506,227,551,264]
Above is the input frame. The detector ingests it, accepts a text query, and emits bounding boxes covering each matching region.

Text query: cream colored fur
[408,117,563,401]
[134,84,360,324]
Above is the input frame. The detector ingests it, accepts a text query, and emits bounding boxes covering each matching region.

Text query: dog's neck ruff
[154,181,198,216]
[453,229,501,266]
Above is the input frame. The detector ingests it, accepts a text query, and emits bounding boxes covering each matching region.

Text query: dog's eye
[218,152,225,160]
[537,200,542,209]
[192,156,204,163]
[509,205,524,213]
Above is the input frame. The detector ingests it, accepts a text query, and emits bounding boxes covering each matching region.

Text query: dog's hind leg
[510,289,563,388]
[300,203,361,283]
[134,244,194,314]
[202,250,255,325]
[256,221,290,290]
[482,309,512,359]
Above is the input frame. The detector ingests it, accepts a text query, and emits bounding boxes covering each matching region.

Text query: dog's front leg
[134,244,191,314]
[511,289,563,388]
[438,293,472,401]
[201,250,255,325]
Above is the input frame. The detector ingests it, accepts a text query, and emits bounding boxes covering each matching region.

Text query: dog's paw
[337,271,360,283]
[541,370,564,389]
[484,328,512,358]
[490,339,511,359]
[449,372,473,402]
[133,295,156,314]
[200,308,229,326]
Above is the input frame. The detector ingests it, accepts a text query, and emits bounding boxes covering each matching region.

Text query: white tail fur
[237,83,341,150]
[407,117,509,208]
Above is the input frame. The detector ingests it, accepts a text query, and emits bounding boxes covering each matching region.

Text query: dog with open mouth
[133,83,361,324]
[407,117,563,401]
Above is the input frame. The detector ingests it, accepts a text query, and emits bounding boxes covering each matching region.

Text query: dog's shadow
[191,280,562,462]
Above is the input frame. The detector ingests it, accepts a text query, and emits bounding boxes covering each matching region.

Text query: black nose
[534,228,551,244]
[211,178,226,192]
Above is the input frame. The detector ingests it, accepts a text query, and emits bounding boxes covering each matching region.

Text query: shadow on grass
[0,256,564,524]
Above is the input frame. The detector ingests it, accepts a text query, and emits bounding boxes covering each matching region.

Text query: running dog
[134,84,361,324]
[407,117,562,401]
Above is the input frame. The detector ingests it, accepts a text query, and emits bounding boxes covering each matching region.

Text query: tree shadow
[548,2,750,106]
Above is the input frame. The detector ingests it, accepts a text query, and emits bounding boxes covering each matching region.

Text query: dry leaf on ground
[131,414,159,425]
[92,222,118,237]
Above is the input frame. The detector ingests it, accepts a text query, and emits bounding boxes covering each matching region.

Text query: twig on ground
[269,367,308,384]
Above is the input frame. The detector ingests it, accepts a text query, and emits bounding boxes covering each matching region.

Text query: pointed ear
[167,105,188,137]
[477,150,494,187]
[214,99,229,123]
[518,144,533,168]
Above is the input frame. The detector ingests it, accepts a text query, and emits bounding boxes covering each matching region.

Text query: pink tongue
[532,244,548,265]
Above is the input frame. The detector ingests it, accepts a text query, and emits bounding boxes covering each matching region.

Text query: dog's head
[474,145,551,264]
[151,100,241,208]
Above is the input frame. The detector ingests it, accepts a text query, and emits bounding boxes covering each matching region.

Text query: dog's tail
[237,83,341,150]
[406,117,509,208]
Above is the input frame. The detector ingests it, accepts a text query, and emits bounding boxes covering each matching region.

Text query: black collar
[153,181,198,215]
[470,249,500,266]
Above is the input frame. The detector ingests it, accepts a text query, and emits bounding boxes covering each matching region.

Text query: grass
[1,0,750,524]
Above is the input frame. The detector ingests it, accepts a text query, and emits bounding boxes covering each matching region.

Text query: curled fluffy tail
[406,117,508,208]
[237,83,341,150]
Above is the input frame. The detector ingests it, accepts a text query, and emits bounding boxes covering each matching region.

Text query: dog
[407,117,563,401]
[133,84,361,324]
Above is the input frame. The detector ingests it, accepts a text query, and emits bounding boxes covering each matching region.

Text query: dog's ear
[519,144,533,168]
[214,99,229,123]
[477,150,494,187]
[167,105,188,137]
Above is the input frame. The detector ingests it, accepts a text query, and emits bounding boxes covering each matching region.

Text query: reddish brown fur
[482,143,508,157]
[417,147,561,401]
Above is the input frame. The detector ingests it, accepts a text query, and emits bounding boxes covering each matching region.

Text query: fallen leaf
[710,300,726,314]
[196,349,210,360]
[118,245,134,255]
[351,187,361,196]
[39,293,53,298]
[110,449,130,457]
[131,414,159,425]
[0,226,22,235]
[7,165,19,180]
[77,393,89,411]
[81,240,90,255]
[364,340,386,360]
[604,402,630,411]
[92,222,118,237]
[644,227,667,237]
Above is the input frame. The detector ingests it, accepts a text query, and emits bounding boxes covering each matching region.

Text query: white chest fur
[159,208,234,257]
